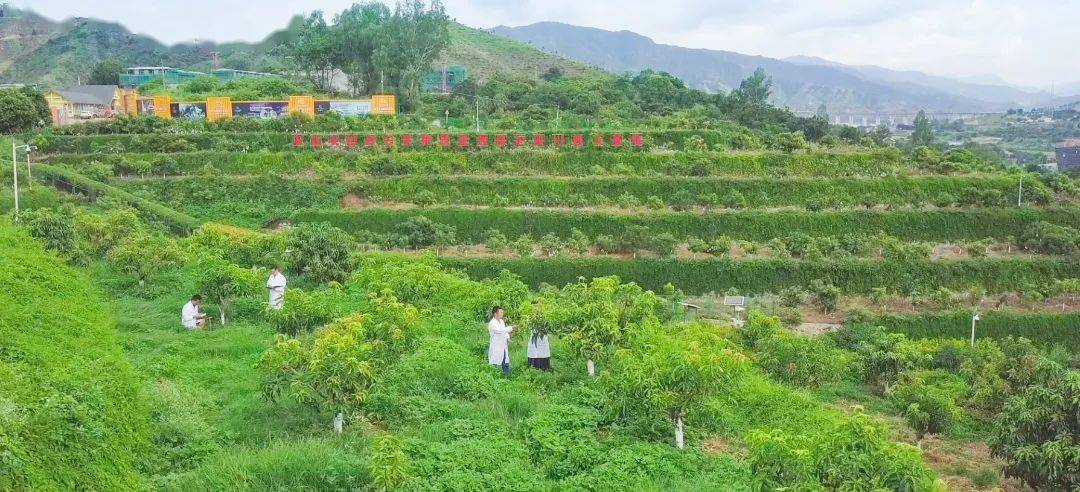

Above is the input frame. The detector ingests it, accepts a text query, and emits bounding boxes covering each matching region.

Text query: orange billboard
[371,94,396,115]
[289,95,316,117]
[205,97,232,121]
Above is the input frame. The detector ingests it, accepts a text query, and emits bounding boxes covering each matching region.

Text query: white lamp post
[970,312,981,347]
[10,143,37,221]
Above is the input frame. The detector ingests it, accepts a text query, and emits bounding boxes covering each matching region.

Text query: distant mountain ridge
[0,8,594,89]
[491,21,1078,114]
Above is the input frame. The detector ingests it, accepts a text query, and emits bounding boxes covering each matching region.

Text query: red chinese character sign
[421,134,433,146]
[328,135,340,147]
[593,134,605,148]
[514,135,526,148]
[533,135,545,147]
[439,134,450,147]
[311,135,323,148]
[402,134,414,147]
[383,135,395,147]
[292,134,304,147]
[611,134,623,148]
[477,134,489,148]
[458,134,470,148]
[495,135,507,148]
[553,135,565,147]
[630,134,644,147]
[571,134,584,148]
[365,135,377,148]
[345,135,358,149]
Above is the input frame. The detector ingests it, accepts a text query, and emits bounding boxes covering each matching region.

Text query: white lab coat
[181,301,200,329]
[487,317,512,365]
[527,331,551,358]
[267,272,287,310]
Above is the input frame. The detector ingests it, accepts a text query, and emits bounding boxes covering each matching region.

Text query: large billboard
[232,101,288,119]
[171,102,206,120]
[315,100,374,117]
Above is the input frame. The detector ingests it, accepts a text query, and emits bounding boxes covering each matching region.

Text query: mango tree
[195,261,262,325]
[523,276,661,376]
[260,293,421,431]
[608,323,748,448]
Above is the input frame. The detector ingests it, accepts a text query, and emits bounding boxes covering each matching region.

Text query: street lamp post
[10,143,37,222]
[970,312,980,347]
[10,143,17,221]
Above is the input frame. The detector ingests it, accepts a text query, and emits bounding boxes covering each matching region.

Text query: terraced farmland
[24,127,1080,490]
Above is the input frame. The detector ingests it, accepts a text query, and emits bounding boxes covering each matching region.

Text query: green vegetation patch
[0,223,151,489]
[440,256,1080,295]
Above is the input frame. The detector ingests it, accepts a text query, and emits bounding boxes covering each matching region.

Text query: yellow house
[44,85,123,124]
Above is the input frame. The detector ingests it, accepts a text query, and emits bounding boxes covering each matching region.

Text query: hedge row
[33,164,200,234]
[437,256,1080,295]
[293,206,1080,243]
[36,129,745,154]
[352,174,1049,208]
[861,310,1080,351]
[47,148,909,178]
[0,223,150,489]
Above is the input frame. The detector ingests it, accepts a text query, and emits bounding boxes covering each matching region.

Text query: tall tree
[733,68,772,105]
[911,110,934,147]
[288,11,336,91]
[332,3,391,95]
[88,59,121,85]
[374,0,450,104]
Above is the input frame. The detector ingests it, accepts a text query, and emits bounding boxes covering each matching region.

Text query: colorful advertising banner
[315,100,374,117]
[172,103,207,120]
[232,101,288,119]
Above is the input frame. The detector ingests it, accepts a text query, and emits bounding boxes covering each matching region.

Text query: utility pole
[475,97,480,133]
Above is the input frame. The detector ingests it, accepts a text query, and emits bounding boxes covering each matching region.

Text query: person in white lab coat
[527,330,551,371]
[266,266,287,310]
[487,306,514,376]
[181,295,207,330]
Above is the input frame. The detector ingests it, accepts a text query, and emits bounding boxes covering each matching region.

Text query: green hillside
[0,8,595,89]
[0,221,150,489]
[438,23,600,82]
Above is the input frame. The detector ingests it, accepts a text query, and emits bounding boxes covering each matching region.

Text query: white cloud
[12,0,1077,87]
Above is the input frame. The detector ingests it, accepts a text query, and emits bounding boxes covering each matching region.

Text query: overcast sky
[13,0,1077,88]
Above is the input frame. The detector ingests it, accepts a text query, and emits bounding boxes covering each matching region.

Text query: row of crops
[45,148,918,178]
[32,129,753,154]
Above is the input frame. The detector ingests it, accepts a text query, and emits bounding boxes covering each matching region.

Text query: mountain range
[0,7,590,89]
[491,22,1079,115]
[3,7,1077,116]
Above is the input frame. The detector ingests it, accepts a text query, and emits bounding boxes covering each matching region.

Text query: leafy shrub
[747,410,935,490]
[265,287,340,335]
[286,222,354,283]
[891,371,964,438]
[989,358,1080,490]
[260,293,421,423]
[747,313,854,388]
[1020,221,1079,255]
[108,233,186,284]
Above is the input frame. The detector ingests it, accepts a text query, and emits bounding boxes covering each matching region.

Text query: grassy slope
[93,263,372,489]
[0,222,149,489]
[439,23,602,82]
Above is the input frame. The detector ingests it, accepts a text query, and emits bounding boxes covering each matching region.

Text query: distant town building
[211,69,276,82]
[1057,139,1080,171]
[120,67,206,88]
[118,67,277,88]
[43,85,137,124]
[422,66,467,93]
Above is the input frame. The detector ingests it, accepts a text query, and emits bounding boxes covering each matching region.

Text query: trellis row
[290,133,646,150]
